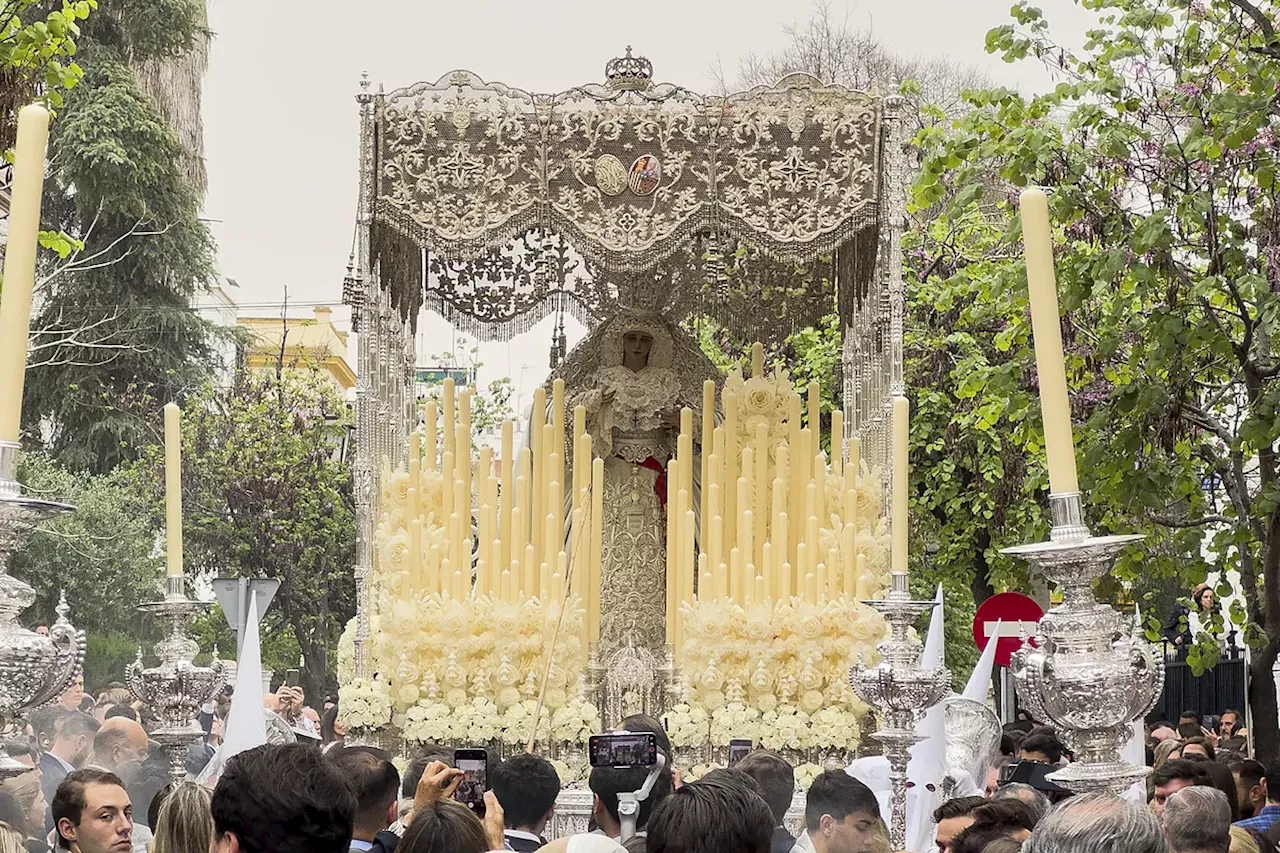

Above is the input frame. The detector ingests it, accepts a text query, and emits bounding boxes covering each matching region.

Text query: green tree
[0,0,96,147]
[9,451,163,670]
[915,0,1280,756]
[137,369,356,704]
[21,0,217,472]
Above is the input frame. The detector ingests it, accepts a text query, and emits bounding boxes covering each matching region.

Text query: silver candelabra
[0,441,85,776]
[850,572,951,851]
[1002,492,1163,794]
[127,575,226,780]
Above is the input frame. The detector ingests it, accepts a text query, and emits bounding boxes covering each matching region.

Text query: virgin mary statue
[551,309,721,657]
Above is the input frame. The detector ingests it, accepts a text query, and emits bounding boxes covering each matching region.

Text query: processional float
[341,48,947,836]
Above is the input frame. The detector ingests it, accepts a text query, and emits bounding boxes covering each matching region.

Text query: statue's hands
[662,408,680,428]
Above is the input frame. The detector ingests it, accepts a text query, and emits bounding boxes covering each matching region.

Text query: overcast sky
[199,0,1098,407]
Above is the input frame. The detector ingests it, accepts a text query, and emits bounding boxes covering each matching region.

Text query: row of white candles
[663,344,906,656]
[397,378,604,646]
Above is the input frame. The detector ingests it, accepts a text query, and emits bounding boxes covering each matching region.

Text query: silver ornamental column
[0,442,84,775]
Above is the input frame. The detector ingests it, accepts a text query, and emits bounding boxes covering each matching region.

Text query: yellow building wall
[238,306,356,390]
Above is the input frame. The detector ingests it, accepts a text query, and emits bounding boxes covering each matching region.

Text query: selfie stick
[618,752,666,843]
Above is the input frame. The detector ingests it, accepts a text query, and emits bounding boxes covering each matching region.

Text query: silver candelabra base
[1002,492,1163,794]
[127,575,226,780]
[850,572,951,851]
[0,441,84,741]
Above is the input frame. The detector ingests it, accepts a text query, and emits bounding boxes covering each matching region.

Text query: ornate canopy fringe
[364,65,889,339]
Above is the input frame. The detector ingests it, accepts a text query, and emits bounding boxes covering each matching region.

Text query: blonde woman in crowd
[1153,739,1183,769]
[150,782,213,853]
[0,771,47,853]
[0,823,27,853]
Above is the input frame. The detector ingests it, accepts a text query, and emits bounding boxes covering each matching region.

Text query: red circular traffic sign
[973,592,1045,667]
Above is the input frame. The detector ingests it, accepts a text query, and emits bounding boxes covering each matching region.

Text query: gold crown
[605,46,653,92]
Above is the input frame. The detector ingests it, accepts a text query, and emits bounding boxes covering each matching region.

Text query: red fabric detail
[629,456,668,509]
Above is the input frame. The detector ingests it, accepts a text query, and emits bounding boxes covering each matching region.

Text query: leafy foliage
[10,451,163,637]
[20,0,217,472]
[135,369,356,703]
[0,0,96,143]
[916,0,1280,756]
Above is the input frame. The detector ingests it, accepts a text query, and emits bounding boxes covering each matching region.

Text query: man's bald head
[93,717,149,772]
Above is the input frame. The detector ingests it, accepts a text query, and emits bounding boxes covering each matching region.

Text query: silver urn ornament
[1002,492,1164,794]
[127,575,226,780]
[850,572,951,851]
[0,441,84,757]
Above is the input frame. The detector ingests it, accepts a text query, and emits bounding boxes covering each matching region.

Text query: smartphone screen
[588,732,658,768]
[728,739,752,766]
[452,749,488,817]
[284,669,300,688]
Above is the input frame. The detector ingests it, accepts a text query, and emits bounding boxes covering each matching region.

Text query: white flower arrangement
[794,762,824,791]
[338,678,393,730]
[710,703,762,747]
[665,704,711,748]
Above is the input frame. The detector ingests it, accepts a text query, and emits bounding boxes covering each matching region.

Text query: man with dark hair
[1180,711,1200,726]
[491,753,561,852]
[736,750,797,853]
[1152,759,1213,819]
[1230,759,1266,820]
[41,712,101,826]
[588,761,672,842]
[932,796,988,853]
[804,770,883,853]
[51,768,133,853]
[1017,732,1064,765]
[617,714,672,757]
[1234,760,1280,833]
[211,743,356,853]
[329,746,400,853]
[391,748,453,832]
[950,799,1039,853]
[647,773,773,853]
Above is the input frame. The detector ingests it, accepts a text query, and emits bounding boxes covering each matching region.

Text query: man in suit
[328,746,401,853]
[737,751,798,853]
[491,754,561,852]
[40,711,99,829]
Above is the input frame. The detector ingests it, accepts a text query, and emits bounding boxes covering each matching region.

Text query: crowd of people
[3,676,1278,853]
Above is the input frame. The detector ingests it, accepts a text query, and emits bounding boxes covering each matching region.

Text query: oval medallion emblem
[628,154,662,196]
[594,154,627,197]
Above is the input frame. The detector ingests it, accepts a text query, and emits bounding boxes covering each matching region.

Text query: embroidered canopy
[356,53,899,346]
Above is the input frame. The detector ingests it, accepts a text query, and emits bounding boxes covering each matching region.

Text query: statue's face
[622,330,653,367]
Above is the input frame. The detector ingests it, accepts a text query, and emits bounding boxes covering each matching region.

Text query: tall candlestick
[724,395,739,558]
[442,451,455,524]
[425,403,439,468]
[407,496,422,588]
[751,342,765,378]
[831,410,844,478]
[442,378,456,458]
[524,544,537,599]
[408,430,422,519]
[589,457,603,644]
[163,402,184,578]
[0,105,50,443]
[1020,188,1080,495]
[666,459,678,640]
[855,553,870,600]
[807,381,821,456]
[532,387,547,562]
[552,379,566,492]
[701,380,715,545]
[500,421,514,573]
[892,396,909,576]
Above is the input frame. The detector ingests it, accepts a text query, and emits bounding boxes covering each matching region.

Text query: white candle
[1020,188,1080,495]
[0,105,50,443]
[163,403,184,578]
[891,396,909,576]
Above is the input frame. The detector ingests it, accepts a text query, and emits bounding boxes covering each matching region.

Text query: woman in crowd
[321,704,346,753]
[0,772,47,853]
[1154,739,1183,768]
[151,781,214,853]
